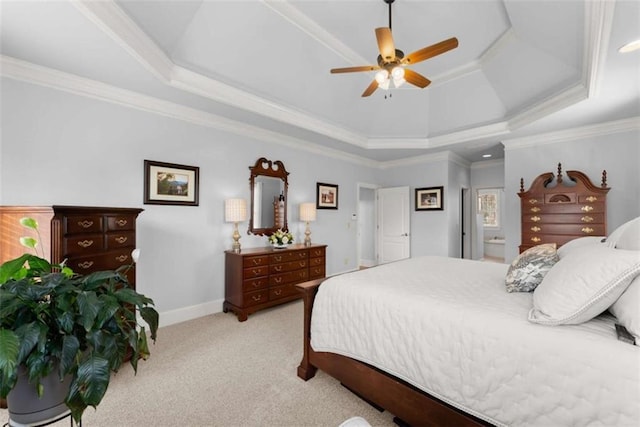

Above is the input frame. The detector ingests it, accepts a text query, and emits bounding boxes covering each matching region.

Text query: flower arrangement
[269,229,294,247]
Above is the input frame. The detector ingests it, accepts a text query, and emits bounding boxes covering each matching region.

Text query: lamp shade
[225,198,247,222]
[299,203,316,222]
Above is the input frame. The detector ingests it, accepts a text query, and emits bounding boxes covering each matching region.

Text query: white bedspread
[310,256,640,426]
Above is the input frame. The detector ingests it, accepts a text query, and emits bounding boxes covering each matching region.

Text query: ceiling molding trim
[470,158,504,170]
[170,66,368,148]
[447,151,471,168]
[429,122,511,147]
[261,1,369,65]
[69,0,173,82]
[73,0,369,150]
[478,27,517,66]
[582,0,616,98]
[502,116,640,150]
[0,55,378,168]
[506,82,587,130]
[366,138,429,149]
[378,151,450,170]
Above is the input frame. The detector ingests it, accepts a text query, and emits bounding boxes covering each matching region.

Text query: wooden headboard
[518,163,610,253]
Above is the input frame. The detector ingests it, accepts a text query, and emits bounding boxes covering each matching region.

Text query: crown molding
[261,1,369,66]
[583,0,615,97]
[502,116,640,150]
[69,0,173,82]
[470,158,504,170]
[447,151,471,168]
[0,55,378,168]
[378,151,450,170]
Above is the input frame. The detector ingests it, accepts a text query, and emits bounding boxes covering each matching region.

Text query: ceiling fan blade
[404,69,431,88]
[361,80,379,97]
[331,65,379,74]
[375,27,396,62]
[403,37,459,65]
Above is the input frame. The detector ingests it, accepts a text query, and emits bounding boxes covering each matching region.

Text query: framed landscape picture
[144,160,199,206]
[316,182,339,210]
[415,186,444,211]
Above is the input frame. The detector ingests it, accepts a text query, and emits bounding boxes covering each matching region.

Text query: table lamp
[299,203,316,247]
[225,198,247,253]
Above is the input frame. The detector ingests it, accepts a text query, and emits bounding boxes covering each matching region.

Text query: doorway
[377,186,411,264]
[357,183,378,268]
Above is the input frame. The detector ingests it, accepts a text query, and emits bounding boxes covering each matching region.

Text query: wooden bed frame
[296,279,492,427]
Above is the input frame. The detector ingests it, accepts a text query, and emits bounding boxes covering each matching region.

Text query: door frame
[356,182,379,268]
[376,186,411,264]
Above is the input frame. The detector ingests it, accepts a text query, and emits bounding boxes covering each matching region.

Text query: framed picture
[415,186,444,211]
[316,182,339,210]
[144,160,199,206]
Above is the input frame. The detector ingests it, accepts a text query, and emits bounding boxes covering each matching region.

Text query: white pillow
[615,217,640,251]
[604,216,640,249]
[610,274,640,341]
[529,245,640,325]
[556,236,605,259]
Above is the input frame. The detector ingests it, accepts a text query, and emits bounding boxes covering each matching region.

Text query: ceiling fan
[330,0,458,97]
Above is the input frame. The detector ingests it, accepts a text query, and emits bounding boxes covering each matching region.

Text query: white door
[377,186,410,264]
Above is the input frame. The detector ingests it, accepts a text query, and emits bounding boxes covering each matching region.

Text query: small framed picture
[316,182,339,210]
[144,160,199,206]
[415,186,444,211]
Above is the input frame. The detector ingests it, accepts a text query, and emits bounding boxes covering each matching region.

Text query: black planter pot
[7,366,72,425]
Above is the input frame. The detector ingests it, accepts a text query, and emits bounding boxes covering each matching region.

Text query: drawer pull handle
[528,199,538,204]
[252,282,260,288]
[582,227,594,234]
[581,216,594,223]
[115,236,128,244]
[585,196,598,202]
[530,216,541,222]
[530,226,541,232]
[274,290,282,296]
[252,259,261,265]
[581,205,594,212]
[299,253,305,258]
[116,219,128,226]
[530,207,541,213]
[78,220,94,229]
[78,261,94,269]
[274,266,282,272]
[299,261,306,267]
[252,295,262,302]
[77,240,94,248]
[531,237,541,243]
[275,277,282,283]
[115,255,128,262]
[252,270,260,276]
[274,256,282,262]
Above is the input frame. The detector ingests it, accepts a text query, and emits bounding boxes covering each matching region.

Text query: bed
[296,165,639,426]
[297,252,640,426]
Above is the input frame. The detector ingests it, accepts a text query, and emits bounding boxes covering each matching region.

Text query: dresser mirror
[248,157,289,236]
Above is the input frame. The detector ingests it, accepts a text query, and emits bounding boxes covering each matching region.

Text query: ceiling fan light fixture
[378,79,391,90]
[391,66,404,79]
[375,69,389,84]
[393,77,406,88]
[619,39,640,53]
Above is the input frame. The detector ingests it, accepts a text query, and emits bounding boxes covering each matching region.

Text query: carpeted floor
[1,300,396,426]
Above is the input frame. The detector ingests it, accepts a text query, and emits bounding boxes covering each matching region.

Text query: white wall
[0,78,377,325]
[503,130,640,261]
[380,158,450,257]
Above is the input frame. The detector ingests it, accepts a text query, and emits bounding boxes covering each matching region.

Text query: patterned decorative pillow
[505,243,558,293]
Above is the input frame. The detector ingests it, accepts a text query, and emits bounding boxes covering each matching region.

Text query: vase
[272,243,287,249]
[7,365,72,425]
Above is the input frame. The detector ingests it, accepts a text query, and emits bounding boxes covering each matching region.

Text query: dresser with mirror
[224,157,327,321]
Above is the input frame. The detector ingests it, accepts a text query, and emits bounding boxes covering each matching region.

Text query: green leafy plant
[0,217,159,423]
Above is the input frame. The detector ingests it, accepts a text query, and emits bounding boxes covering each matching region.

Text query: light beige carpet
[1,300,396,426]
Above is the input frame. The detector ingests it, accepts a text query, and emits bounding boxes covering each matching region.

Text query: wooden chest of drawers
[224,244,327,321]
[0,206,143,287]
[518,166,609,253]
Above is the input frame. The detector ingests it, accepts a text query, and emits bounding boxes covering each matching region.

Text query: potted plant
[268,229,294,248]
[0,217,159,424]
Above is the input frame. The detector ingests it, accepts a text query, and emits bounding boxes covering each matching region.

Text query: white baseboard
[158,299,224,328]
[359,259,376,267]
